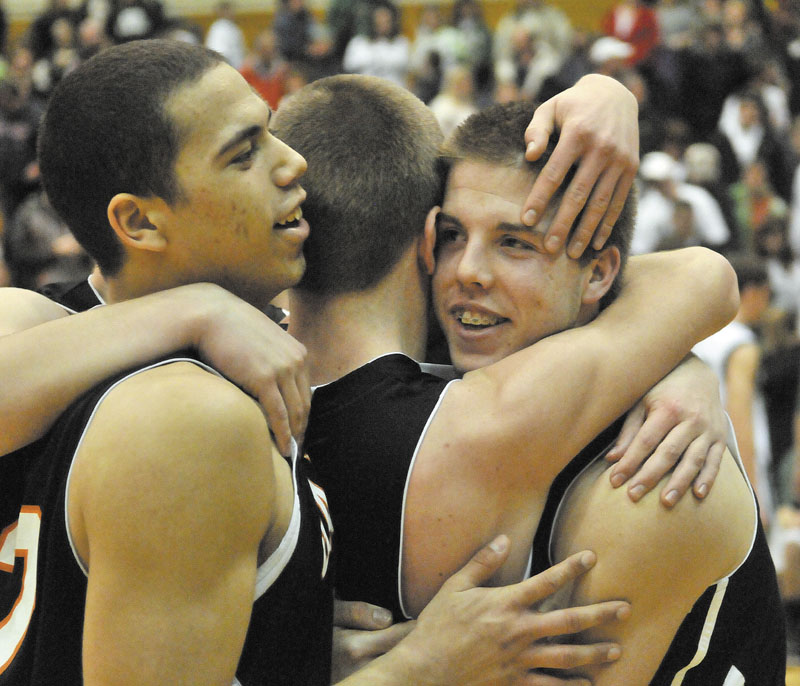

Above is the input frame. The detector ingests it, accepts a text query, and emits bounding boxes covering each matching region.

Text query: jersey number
[0,507,41,674]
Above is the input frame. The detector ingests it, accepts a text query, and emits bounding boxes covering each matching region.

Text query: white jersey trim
[668,579,729,686]
[397,372,459,620]
[545,413,756,682]
[64,356,223,576]
[63,358,302,598]
[253,438,301,599]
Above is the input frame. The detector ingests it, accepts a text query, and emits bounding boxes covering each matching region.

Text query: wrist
[161,283,228,352]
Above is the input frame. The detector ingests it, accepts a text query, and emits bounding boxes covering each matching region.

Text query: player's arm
[550,447,755,685]
[70,364,277,685]
[404,248,737,612]
[523,74,639,258]
[0,282,308,457]
[446,248,738,500]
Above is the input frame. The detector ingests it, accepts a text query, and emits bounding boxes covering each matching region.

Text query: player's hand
[331,600,415,683]
[523,74,639,259]
[394,537,629,686]
[606,355,727,507]
[191,284,310,457]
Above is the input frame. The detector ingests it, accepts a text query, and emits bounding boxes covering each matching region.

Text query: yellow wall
[7,0,614,52]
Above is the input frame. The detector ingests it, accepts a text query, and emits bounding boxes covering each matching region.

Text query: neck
[288,248,429,385]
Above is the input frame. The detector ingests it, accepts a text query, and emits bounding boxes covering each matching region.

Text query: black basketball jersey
[531,419,786,685]
[0,356,334,686]
[305,354,453,620]
[38,278,104,312]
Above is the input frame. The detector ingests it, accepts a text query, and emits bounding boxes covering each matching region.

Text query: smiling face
[160,63,308,306]
[432,160,598,373]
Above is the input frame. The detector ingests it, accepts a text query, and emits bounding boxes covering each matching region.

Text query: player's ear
[107,193,168,253]
[419,206,439,276]
[581,245,621,306]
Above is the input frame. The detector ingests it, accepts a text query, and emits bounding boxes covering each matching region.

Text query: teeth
[277,207,303,225]
[457,309,501,326]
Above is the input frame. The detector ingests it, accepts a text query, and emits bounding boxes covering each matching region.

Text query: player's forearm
[609,248,738,351]
[0,284,220,455]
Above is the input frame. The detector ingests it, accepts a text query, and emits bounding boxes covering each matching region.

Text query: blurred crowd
[3,0,800,652]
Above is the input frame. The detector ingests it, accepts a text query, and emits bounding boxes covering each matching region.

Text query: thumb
[444,535,510,592]
[524,99,555,161]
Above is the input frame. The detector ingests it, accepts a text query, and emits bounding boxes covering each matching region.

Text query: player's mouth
[274,206,304,230]
[273,205,309,245]
[451,307,509,330]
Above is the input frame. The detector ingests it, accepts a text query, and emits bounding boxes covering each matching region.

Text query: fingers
[355,620,416,655]
[655,435,712,506]
[519,640,622,670]
[443,535,511,591]
[258,382,293,457]
[511,551,596,607]
[567,162,636,259]
[606,403,646,467]
[521,601,630,643]
[521,135,582,252]
[523,99,556,165]
[334,599,393,630]
[691,441,724,499]
[608,407,676,494]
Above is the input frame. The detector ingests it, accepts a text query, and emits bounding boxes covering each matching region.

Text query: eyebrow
[216,124,263,159]
[437,212,545,237]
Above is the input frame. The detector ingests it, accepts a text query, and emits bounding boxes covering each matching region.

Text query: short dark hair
[38,39,225,276]
[439,100,637,306]
[273,74,444,296]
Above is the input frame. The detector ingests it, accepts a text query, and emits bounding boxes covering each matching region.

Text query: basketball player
[0,41,633,686]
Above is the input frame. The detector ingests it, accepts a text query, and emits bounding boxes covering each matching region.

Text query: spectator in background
[427,63,477,137]
[2,187,92,289]
[716,88,794,200]
[31,17,80,99]
[205,1,246,69]
[28,0,78,61]
[240,29,287,109]
[493,0,573,74]
[587,35,635,79]
[450,0,492,101]
[408,5,447,102]
[274,0,333,79]
[683,141,740,250]
[730,159,789,252]
[755,215,800,330]
[75,15,112,61]
[676,19,752,138]
[0,54,46,220]
[620,68,667,155]
[105,0,166,43]
[343,2,409,87]
[601,0,660,66]
[537,27,593,100]
[632,150,730,254]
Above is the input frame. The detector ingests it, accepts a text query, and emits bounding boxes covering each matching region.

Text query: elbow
[694,248,739,335]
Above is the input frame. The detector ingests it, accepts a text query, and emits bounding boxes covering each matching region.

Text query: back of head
[273,74,443,296]
[38,39,225,276]
[440,100,636,305]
